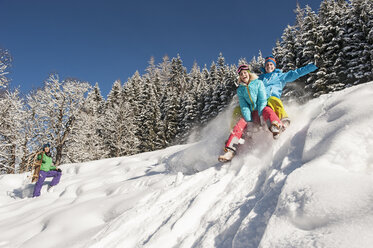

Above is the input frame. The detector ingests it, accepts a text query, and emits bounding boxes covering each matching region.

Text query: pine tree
[124,71,142,121]
[137,78,165,151]
[311,0,345,95]
[344,0,373,85]
[207,62,220,118]
[249,51,265,74]
[299,6,320,66]
[280,25,298,71]
[365,0,373,80]
[158,55,172,87]
[189,62,205,124]
[175,93,197,143]
[293,2,306,68]
[287,4,321,100]
[163,90,179,145]
[65,83,108,163]
[103,80,138,157]
[170,54,188,96]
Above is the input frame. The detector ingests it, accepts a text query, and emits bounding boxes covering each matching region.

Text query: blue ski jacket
[237,78,268,122]
[258,63,318,99]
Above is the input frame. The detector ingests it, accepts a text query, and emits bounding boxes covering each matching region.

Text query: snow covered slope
[1,82,373,248]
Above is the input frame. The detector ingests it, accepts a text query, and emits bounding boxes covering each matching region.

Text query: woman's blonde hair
[236,71,259,86]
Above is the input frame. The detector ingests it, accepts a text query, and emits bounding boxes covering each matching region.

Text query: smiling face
[239,70,250,83]
[44,146,50,153]
[265,61,275,73]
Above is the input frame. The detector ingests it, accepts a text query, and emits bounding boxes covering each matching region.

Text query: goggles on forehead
[237,64,250,74]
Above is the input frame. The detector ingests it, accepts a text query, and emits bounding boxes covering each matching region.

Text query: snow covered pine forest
[0,0,373,247]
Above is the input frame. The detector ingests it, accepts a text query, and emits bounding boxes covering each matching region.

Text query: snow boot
[270,121,281,139]
[47,185,54,193]
[218,149,235,162]
[281,117,291,130]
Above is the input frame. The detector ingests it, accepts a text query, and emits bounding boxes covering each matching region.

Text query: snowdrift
[1,82,373,248]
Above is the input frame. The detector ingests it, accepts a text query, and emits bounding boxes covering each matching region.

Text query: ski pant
[267,96,288,120]
[224,106,282,152]
[33,170,62,197]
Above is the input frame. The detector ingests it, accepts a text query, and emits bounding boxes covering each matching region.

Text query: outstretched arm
[281,63,318,84]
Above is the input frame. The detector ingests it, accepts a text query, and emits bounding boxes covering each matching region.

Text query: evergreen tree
[163,91,179,145]
[345,0,373,85]
[309,0,343,94]
[365,0,373,80]
[217,52,227,82]
[279,25,298,71]
[207,62,220,118]
[201,86,214,124]
[124,71,142,121]
[137,78,165,151]
[65,83,108,163]
[189,62,205,124]
[103,80,139,157]
[175,93,197,143]
[158,55,172,87]
[102,80,123,157]
[249,51,264,74]
[299,5,324,89]
[170,54,188,96]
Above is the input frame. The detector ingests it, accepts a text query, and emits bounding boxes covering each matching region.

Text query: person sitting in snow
[218,65,282,162]
[32,143,62,197]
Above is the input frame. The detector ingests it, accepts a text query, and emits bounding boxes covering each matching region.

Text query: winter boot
[270,121,281,139]
[47,185,54,193]
[218,149,235,162]
[281,117,291,130]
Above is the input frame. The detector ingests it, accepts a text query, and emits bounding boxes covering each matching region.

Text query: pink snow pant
[224,107,281,152]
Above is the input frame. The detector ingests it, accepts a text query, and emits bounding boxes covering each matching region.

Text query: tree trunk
[55,143,63,167]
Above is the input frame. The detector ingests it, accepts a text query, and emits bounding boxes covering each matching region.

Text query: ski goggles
[237,64,250,74]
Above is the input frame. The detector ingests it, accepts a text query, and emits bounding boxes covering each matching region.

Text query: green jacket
[37,153,56,172]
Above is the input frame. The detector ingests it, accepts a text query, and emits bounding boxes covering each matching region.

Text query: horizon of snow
[1,82,373,248]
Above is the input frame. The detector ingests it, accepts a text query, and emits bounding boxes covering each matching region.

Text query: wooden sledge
[26,151,44,183]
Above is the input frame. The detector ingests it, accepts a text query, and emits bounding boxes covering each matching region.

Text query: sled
[26,151,44,183]
[218,121,281,163]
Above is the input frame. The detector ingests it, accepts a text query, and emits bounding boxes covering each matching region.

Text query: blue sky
[1,0,323,97]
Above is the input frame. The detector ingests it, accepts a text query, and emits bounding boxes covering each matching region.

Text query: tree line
[0,53,238,174]
[1,0,373,174]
